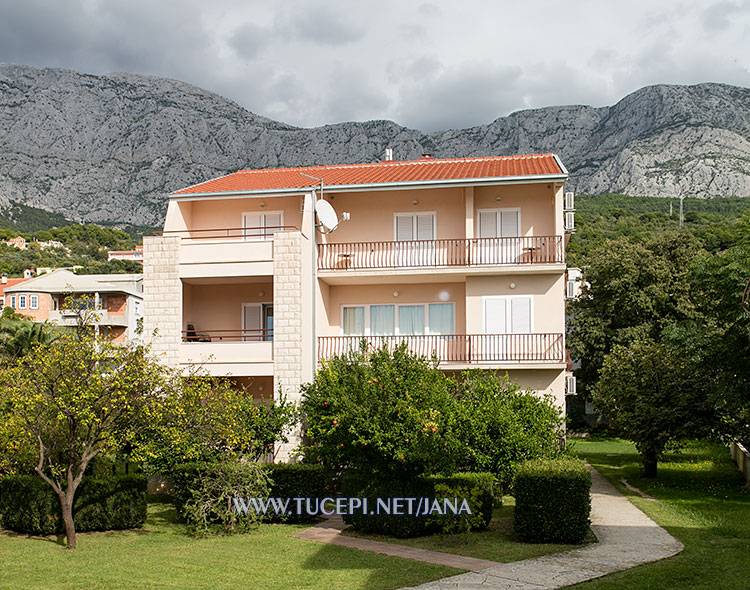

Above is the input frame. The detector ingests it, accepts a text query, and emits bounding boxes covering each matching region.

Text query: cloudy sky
[0,0,748,131]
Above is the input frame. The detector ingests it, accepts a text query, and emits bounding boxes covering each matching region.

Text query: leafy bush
[262,463,330,523]
[301,344,462,479]
[172,461,269,535]
[0,475,147,534]
[513,458,591,543]
[455,371,566,489]
[341,472,494,538]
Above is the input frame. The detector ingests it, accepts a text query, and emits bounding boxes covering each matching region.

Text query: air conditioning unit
[564,211,575,232]
[566,279,577,299]
[564,191,575,211]
[566,375,577,396]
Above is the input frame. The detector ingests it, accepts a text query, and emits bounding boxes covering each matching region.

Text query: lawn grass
[570,438,750,590]
[0,499,460,590]
[343,497,589,563]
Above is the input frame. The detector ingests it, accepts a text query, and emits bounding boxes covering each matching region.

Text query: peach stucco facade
[144,155,573,460]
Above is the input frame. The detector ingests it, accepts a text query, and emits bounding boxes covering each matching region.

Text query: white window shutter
[500,210,519,238]
[243,212,263,241]
[478,210,497,238]
[395,214,414,241]
[510,297,531,333]
[484,298,507,333]
[416,214,434,240]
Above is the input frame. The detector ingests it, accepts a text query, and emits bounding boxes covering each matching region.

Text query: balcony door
[477,209,520,264]
[483,296,531,360]
[242,211,283,241]
[243,303,273,341]
[394,212,435,266]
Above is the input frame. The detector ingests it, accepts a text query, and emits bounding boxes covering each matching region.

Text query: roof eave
[169,171,569,200]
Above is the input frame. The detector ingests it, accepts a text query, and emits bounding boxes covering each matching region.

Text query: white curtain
[428,303,454,335]
[370,305,395,335]
[399,305,425,334]
[342,306,364,335]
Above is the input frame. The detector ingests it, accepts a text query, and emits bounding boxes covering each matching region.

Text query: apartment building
[143,154,573,459]
[4,269,144,342]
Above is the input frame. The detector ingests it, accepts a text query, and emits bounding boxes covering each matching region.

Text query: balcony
[157,226,297,279]
[318,333,565,366]
[317,236,564,272]
[180,328,274,376]
[49,309,129,327]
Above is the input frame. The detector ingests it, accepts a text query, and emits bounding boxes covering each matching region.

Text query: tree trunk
[642,450,658,478]
[59,492,77,549]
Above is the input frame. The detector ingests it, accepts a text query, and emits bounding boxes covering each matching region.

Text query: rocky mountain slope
[1,63,749,225]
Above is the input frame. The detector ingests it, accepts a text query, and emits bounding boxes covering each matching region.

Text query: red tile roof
[173,154,566,195]
[0,278,30,298]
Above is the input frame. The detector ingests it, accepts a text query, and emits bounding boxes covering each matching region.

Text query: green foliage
[341,472,494,538]
[0,474,147,534]
[513,458,591,543]
[172,461,270,535]
[454,371,566,488]
[300,343,461,478]
[262,463,330,523]
[133,381,297,474]
[593,339,714,477]
[568,232,702,395]
[0,318,60,360]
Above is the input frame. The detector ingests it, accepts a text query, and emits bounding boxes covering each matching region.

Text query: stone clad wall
[143,236,181,367]
[273,231,304,461]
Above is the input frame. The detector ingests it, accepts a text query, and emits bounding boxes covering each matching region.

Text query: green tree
[569,233,702,396]
[593,339,714,477]
[0,330,170,548]
[301,343,461,478]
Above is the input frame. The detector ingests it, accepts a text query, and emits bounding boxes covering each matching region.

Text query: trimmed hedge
[341,472,495,537]
[262,463,330,523]
[513,458,591,543]
[0,474,147,535]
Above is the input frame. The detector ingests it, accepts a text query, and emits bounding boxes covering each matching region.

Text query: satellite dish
[315,199,339,232]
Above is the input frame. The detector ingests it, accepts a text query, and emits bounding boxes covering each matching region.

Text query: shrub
[300,344,463,479]
[172,461,269,535]
[262,463,330,523]
[455,370,566,489]
[341,472,495,537]
[513,458,591,543]
[0,475,147,534]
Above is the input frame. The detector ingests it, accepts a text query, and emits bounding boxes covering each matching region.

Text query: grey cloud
[278,3,366,47]
[701,0,750,32]
[229,22,271,60]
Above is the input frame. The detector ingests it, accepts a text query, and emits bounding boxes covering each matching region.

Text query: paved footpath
[295,465,684,589]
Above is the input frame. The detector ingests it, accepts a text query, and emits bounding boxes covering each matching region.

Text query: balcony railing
[318,333,564,363]
[182,328,273,342]
[317,236,564,270]
[156,226,298,242]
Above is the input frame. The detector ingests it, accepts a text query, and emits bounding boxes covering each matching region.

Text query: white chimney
[1,273,6,284]
[384,148,393,161]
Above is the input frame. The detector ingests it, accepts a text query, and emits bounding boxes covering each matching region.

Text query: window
[9,295,15,309]
[341,303,455,336]
[483,296,532,334]
[394,213,435,241]
[242,303,273,341]
[30,295,38,309]
[476,208,522,264]
[18,295,26,309]
[242,211,284,241]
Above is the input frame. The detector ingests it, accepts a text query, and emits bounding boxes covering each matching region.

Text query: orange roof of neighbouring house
[173,154,567,195]
[0,278,30,298]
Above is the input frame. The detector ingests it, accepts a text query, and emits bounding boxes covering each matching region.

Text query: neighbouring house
[3,269,144,342]
[0,274,31,308]
[3,236,26,250]
[143,153,575,459]
[108,245,144,263]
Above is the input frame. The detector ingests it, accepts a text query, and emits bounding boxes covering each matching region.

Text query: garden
[0,323,592,589]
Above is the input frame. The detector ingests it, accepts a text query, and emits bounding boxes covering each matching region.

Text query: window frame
[340,302,455,336]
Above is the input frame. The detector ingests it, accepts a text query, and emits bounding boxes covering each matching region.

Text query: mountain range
[1,63,749,226]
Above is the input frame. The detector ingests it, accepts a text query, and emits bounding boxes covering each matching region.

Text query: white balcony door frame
[340,302,455,336]
[482,295,533,359]
[242,302,274,341]
[393,212,436,266]
[476,208,521,264]
[242,210,284,241]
